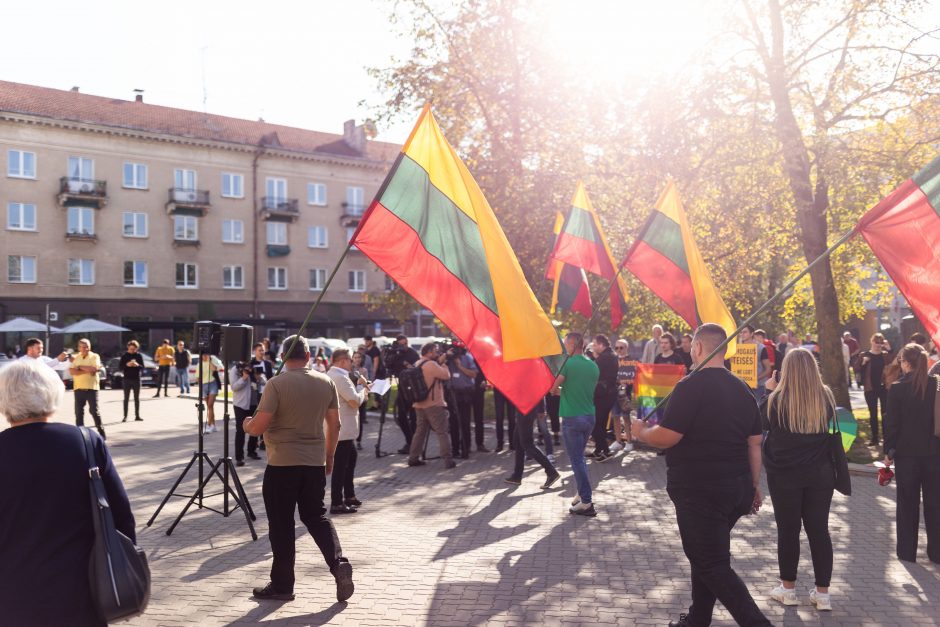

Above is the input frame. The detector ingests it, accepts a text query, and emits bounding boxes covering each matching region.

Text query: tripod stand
[147,354,257,540]
[374,380,392,458]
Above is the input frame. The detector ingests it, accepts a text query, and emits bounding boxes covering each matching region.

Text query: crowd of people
[2,323,939,626]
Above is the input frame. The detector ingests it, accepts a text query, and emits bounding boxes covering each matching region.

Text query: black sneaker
[407,459,426,467]
[444,460,457,469]
[495,443,504,453]
[332,560,355,602]
[504,476,522,485]
[252,582,295,601]
[247,452,261,460]
[541,472,561,489]
[595,451,612,463]
[122,417,128,423]
[330,504,357,514]
[668,613,691,627]
[135,417,143,422]
[569,502,597,517]
[345,497,362,507]
[236,459,245,467]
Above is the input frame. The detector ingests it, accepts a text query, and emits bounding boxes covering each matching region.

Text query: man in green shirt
[550,332,600,516]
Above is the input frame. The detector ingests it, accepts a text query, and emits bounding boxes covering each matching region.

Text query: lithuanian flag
[547,211,593,318]
[622,181,736,357]
[634,363,686,424]
[351,105,561,413]
[550,182,629,330]
[857,155,940,346]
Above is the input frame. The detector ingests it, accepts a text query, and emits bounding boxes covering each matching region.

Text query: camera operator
[363,336,387,420]
[445,342,483,458]
[231,359,263,466]
[385,334,420,454]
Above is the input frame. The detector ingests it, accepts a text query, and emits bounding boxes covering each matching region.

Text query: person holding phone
[119,340,144,422]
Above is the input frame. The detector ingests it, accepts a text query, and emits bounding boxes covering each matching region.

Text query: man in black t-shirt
[632,323,770,627]
[119,340,144,422]
[363,336,388,420]
[591,334,619,461]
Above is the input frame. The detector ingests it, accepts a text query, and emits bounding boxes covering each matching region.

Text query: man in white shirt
[641,325,664,364]
[326,349,370,514]
[18,338,69,371]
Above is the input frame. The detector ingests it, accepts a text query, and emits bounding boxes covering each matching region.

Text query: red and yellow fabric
[549,182,628,329]
[351,105,562,413]
[547,211,592,318]
[621,181,736,357]
[634,363,686,424]
[857,155,940,347]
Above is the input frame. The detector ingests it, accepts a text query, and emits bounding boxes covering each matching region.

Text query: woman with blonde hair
[762,347,836,611]
[884,343,940,563]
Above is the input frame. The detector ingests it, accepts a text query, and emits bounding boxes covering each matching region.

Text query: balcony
[65,230,98,243]
[165,188,211,216]
[340,202,366,227]
[173,238,200,248]
[260,197,299,222]
[57,177,108,209]
[266,244,291,257]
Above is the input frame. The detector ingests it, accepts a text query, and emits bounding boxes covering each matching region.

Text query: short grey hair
[280,335,310,361]
[0,360,65,424]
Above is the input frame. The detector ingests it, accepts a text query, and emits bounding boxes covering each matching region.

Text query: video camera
[436,339,467,362]
[382,343,411,376]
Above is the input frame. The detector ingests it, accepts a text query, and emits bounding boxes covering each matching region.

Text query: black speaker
[194,321,222,354]
[221,324,253,363]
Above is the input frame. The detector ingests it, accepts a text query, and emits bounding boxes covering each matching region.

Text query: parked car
[0,354,14,371]
[105,355,157,389]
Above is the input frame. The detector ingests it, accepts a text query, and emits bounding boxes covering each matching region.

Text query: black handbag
[80,427,151,622]
[829,414,852,496]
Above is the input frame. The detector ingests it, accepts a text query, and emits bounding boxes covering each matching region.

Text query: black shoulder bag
[80,427,151,622]
[829,413,852,496]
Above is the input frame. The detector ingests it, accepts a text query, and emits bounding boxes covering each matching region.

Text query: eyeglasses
[615,346,627,351]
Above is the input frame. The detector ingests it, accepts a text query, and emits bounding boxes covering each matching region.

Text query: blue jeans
[536,414,553,455]
[176,367,190,394]
[562,414,594,504]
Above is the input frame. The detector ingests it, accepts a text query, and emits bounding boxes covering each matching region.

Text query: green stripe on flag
[913,156,940,216]
[564,206,598,243]
[640,211,689,274]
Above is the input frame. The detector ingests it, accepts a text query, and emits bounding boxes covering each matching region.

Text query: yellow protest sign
[729,343,757,388]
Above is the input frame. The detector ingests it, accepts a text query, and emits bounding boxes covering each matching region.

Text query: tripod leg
[166,453,217,536]
[228,463,257,521]
[375,414,387,458]
[224,460,258,540]
[147,452,199,527]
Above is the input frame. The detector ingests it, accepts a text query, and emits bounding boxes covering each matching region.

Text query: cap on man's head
[396,334,408,341]
[364,335,373,341]
[281,335,310,361]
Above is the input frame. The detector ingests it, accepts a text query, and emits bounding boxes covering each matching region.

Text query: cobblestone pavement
[34,390,940,625]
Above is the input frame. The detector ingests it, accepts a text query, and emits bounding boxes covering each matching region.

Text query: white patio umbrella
[55,319,131,334]
[0,317,61,333]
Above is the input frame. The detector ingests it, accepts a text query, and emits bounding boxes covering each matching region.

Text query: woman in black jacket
[762,347,836,612]
[0,359,137,626]
[884,343,940,563]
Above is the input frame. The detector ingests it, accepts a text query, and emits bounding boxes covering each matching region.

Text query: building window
[122,212,148,237]
[174,215,198,241]
[307,182,327,206]
[175,262,198,288]
[174,168,197,190]
[68,259,95,285]
[7,149,36,178]
[221,173,244,198]
[7,202,37,231]
[266,177,287,201]
[309,268,326,291]
[68,156,94,181]
[223,265,244,289]
[385,274,395,292]
[348,270,366,292]
[123,162,148,189]
[268,267,287,290]
[346,226,358,244]
[123,261,147,287]
[222,219,244,243]
[307,226,328,248]
[346,186,365,216]
[67,206,95,235]
[266,222,287,245]
[8,255,37,283]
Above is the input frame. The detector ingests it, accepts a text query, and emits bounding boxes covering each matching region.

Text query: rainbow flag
[547,211,592,318]
[351,105,562,413]
[621,181,736,357]
[857,156,940,346]
[550,182,628,330]
[634,363,686,424]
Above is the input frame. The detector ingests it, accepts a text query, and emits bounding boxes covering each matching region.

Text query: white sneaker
[621,442,634,453]
[571,494,581,506]
[547,454,556,464]
[810,589,831,611]
[770,585,799,606]
[610,441,623,453]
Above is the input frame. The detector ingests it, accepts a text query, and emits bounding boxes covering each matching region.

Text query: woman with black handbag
[0,359,142,625]
[884,343,940,564]
[761,348,837,612]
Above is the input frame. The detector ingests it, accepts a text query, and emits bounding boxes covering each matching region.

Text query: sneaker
[610,441,623,453]
[344,498,362,507]
[569,501,597,517]
[668,614,691,627]
[621,441,634,453]
[407,459,426,467]
[122,416,128,423]
[547,454,556,464]
[494,443,504,453]
[252,582,295,601]
[332,560,355,602]
[236,459,245,467]
[571,494,581,506]
[504,476,522,485]
[770,584,799,606]
[594,451,612,463]
[330,504,357,514]
[135,417,143,422]
[541,472,561,489]
[444,459,457,469]
[810,589,831,611]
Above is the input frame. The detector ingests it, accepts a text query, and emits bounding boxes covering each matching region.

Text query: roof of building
[0,80,399,163]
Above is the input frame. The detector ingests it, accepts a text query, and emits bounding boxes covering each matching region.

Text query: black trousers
[395,391,416,445]
[356,404,366,444]
[156,365,170,394]
[864,387,888,442]
[449,388,475,455]
[592,389,617,455]
[74,389,103,430]
[122,379,141,419]
[262,465,344,593]
[767,463,835,586]
[472,386,486,442]
[667,473,771,627]
[331,440,358,505]
[494,388,516,448]
[545,393,560,434]
[234,406,258,460]
[895,455,940,563]
[512,408,555,478]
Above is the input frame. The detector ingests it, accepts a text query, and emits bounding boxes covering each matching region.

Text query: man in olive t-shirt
[244,335,354,603]
[550,332,600,517]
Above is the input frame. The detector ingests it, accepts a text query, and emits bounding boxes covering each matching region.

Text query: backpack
[398,360,433,404]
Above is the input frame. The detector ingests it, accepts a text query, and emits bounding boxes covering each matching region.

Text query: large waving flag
[857,156,940,346]
[351,105,561,413]
[635,363,686,424]
[547,211,593,318]
[550,182,629,329]
[621,181,737,357]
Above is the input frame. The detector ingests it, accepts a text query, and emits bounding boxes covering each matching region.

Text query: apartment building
[0,80,404,352]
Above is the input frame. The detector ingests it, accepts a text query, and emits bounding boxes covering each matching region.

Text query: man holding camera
[244,335,354,603]
[407,343,457,469]
[386,334,420,453]
[231,359,263,466]
[446,343,483,458]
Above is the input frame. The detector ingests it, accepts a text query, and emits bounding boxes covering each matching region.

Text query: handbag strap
[829,406,842,435]
[79,427,113,521]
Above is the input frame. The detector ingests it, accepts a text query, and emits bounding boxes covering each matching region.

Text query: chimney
[70,86,80,93]
[343,119,366,153]
[133,88,144,103]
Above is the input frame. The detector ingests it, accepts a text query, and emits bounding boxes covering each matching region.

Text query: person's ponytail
[900,343,929,399]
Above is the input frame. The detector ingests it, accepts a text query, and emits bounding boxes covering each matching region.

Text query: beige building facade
[0,80,400,354]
